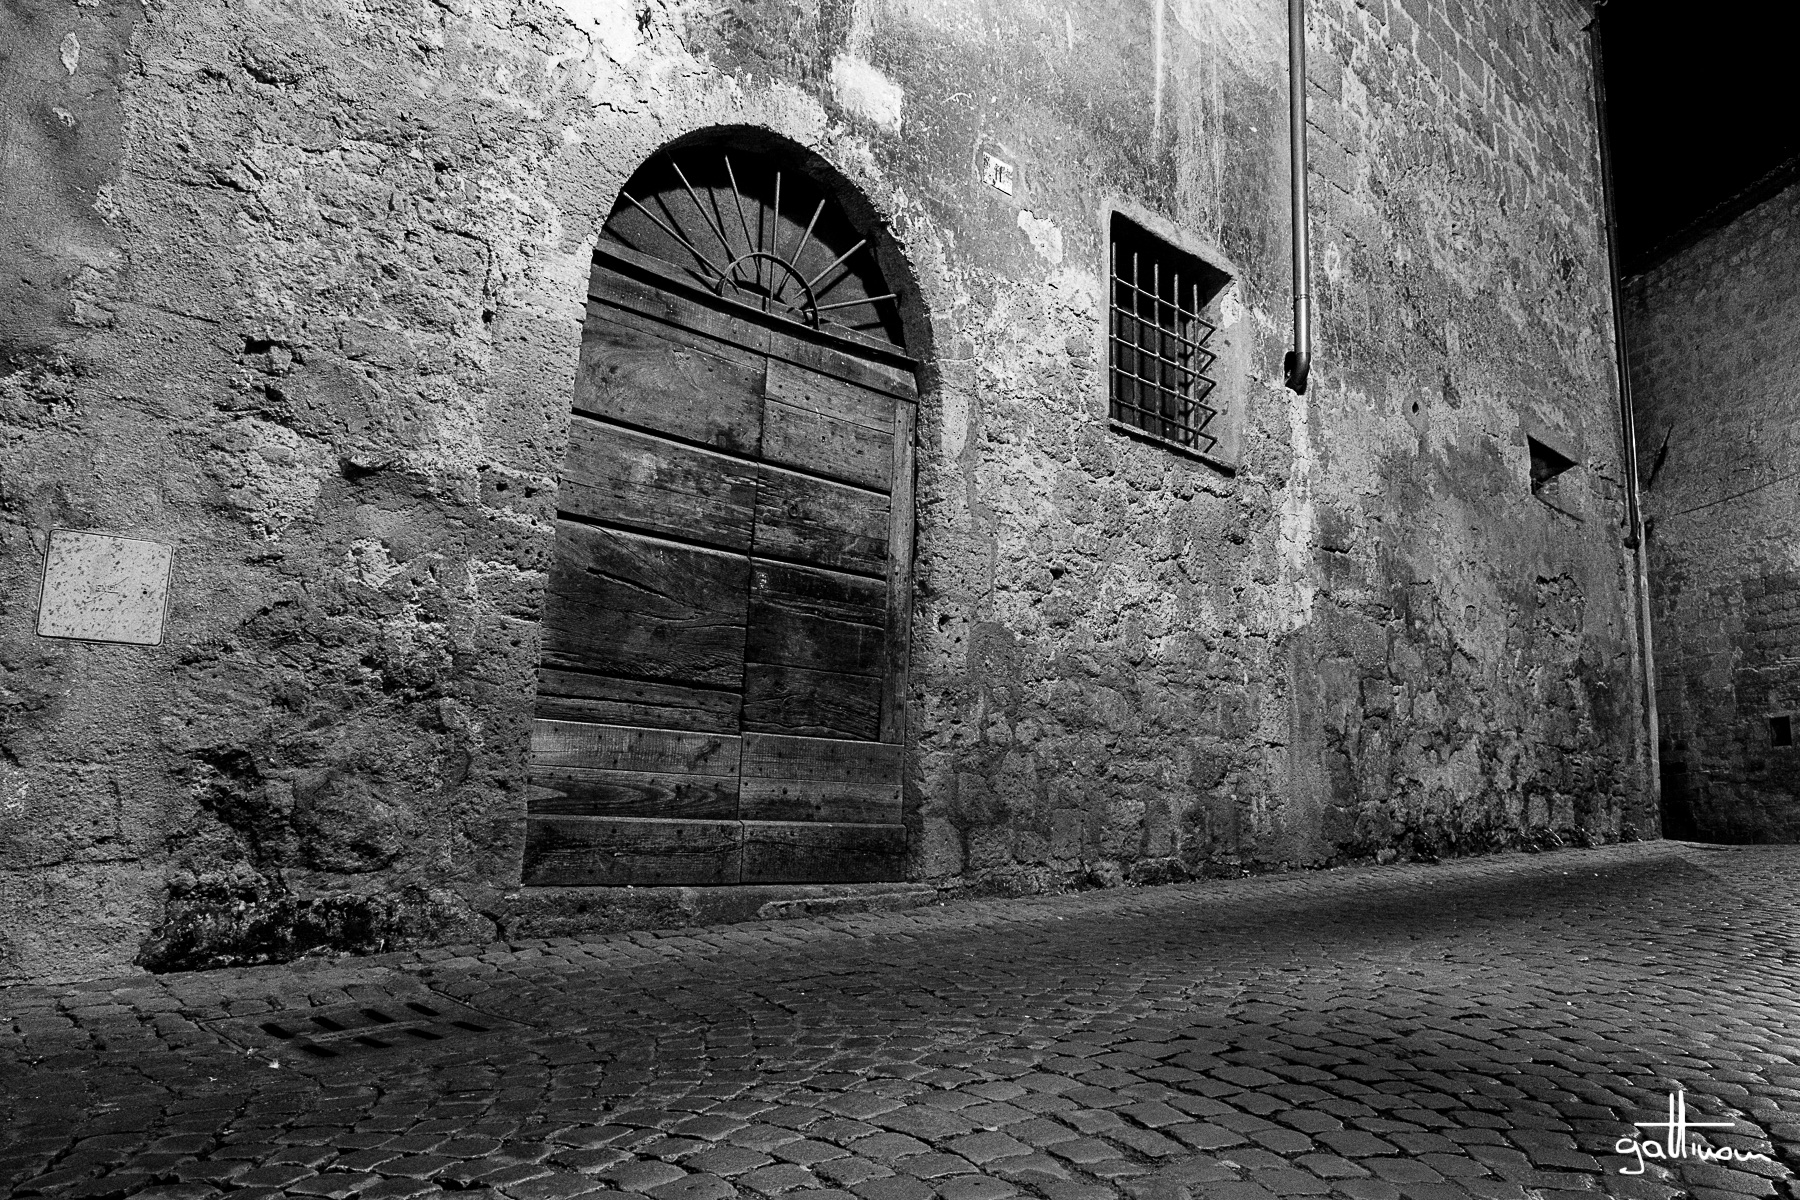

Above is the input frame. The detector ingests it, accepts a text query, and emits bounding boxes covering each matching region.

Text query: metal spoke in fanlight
[668,158,737,267]
[813,292,899,313]
[723,155,758,293]
[804,237,868,298]
[613,152,896,333]
[782,197,830,304]
[620,190,728,286]
[770,171,782,294]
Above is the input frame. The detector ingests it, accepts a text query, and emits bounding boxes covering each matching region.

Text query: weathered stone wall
[1267,0,1655,872]
[1626,181,1800,842]
[0,0,1653,982]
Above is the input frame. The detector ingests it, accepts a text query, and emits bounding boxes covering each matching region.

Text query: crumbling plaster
[0,0,1653,981]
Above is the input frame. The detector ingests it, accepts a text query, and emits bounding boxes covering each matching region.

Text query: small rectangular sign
[36,529,174,646]
[982,153,1015,195]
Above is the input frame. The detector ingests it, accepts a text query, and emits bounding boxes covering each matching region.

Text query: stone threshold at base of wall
[491,881,943,940]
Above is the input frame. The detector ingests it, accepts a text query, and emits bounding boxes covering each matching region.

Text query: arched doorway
[522,131,919,887]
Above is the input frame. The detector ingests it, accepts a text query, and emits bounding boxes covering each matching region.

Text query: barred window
[1108,215,1232,458]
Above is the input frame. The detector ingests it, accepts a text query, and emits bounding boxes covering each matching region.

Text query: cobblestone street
[6,842,1799,1200]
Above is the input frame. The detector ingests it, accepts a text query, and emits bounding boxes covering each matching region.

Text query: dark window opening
[1528,436,1577,496]
[1659,759,1697,840]
[1772,715,1793,747]
[1108,215,1231,457]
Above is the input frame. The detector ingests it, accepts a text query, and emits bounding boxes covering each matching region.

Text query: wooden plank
[882,400,916,745]
[740,821,906,884]
[534,670,740,734]
[572,315,764,454]
[742,664,882,740]
[753,466,889,576]
[558,417,758,552]
[589,257,774,365]
[530,718,741,775]
[540,522,748,687]
[746,598,886,678]
[523,816,741,886]
[762,398,893,491]
[765,357,896,430]
[584,294,770,373]
[741,732,904,781]
[527,768,738,819]
[739,777,901,824]
[597,241,917,386]
[750,560,887,626]
[739,732,901,821]
[748,561,887,679]
[764,319,919,400]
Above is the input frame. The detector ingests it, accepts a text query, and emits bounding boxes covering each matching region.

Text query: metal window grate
[1109,218,1228,455]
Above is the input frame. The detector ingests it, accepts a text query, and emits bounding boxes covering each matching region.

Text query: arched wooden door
[522,141,917,886]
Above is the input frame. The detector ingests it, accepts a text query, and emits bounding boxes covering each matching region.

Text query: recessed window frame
[1098,202,1248,473]
[1522,424,1585,520]
[1528,435,1577,496]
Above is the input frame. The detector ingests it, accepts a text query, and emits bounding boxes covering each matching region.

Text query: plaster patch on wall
[555,0,642,64]
[830,53,903,133]
[941,387,970,461]
[1321,242,1344,285]
[1017,210,1064,265]
[1047,265,1100,319]
[1219,282,1245,329]
[345,539,405,590]
[1150,0,1165,141]
[36,530,173,646]
[204,416,334,539]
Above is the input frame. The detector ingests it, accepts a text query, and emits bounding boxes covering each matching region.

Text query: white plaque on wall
[36,529,174,646]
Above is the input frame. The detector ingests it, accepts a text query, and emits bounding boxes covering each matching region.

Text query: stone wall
[1626,180,1800,842]
[0,0,1654,982]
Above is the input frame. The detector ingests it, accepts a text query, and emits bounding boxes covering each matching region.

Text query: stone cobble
[5,843,1800,1200]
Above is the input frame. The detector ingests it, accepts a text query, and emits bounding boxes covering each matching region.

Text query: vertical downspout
[1284,0,1311,395]
[1588,5,1662,821]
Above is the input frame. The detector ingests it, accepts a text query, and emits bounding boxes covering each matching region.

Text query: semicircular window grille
[600,146,904,347]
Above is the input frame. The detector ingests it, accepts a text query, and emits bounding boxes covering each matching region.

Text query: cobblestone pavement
[6,842,1800,1200]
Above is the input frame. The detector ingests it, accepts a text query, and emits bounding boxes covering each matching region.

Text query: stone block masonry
[0,0,1653,982]
[1626,178,1800,842]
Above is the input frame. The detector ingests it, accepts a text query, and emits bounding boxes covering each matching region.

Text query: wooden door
[522,244,916,886]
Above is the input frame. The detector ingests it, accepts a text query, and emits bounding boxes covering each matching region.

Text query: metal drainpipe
[1284,0,1311,395]
[1588,4,1662,814]
[1590,11,1642,551]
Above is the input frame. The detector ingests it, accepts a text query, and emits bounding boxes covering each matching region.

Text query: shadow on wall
[1658,745,1800,845]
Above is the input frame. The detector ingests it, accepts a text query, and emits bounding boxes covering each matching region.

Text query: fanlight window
[601,145,904,347]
